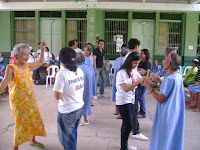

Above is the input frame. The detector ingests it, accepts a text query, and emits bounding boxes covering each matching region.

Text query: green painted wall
[128,11,132,40]
[0,11,12,53]
[95,10,105,41]
[35,11,40,50]
[87,9,96,46]
[154,12,160,56]
[184,13,199,59]
[61,10,66,48]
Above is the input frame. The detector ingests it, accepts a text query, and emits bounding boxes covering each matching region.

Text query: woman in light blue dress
[144,47,185,150]
[110,46,129,117]
[84,47,97,103]
[76,52,92,125]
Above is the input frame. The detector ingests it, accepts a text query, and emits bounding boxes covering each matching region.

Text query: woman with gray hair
[76,52,92,125]
[143,47,185,150]
[0,41,47,150]
[111,45,129,119]
[84,46,97,103]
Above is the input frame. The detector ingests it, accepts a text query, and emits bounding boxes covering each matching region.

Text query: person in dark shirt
[137,49,151,118]
[93,39,107,96]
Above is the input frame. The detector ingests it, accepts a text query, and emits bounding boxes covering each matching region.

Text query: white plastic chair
[46,65,59,88]
[183,66,193,76]
[109,65,115,85]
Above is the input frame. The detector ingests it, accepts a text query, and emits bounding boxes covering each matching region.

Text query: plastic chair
[183,66,193,76]
[46,65,59,88]
[109,65,115,85]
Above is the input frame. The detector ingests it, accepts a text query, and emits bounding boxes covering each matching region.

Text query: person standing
[116,51,144,150]
[74,39,83,53]
[137,49,151,118]
[111,45,129,118]
[0,41,47,150]
[143,48,185,150]
[124,38,148,141]
[93,39,107,96]
[76,52,92,125]
[53,47,84,150]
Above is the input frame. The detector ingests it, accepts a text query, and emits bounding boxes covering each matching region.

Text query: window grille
[158,21,181,55]
[197,23,200,54]
[14,18,35,49]
[66,19,87,50]
[104,20,128,55]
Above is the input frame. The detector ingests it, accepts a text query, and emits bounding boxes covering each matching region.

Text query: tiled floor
[0,85,199,150]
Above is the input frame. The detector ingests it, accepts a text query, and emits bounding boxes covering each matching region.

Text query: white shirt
[74,48,83,53]
[37,49,41,55]
[53,68,84,113]
[123,51,131,62]
[44,51,52,64]
[116,69,141,105]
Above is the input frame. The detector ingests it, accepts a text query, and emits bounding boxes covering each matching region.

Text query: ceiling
[1,0,200,4]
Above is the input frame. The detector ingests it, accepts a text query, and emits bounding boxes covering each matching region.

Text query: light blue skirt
[188,85,200,93]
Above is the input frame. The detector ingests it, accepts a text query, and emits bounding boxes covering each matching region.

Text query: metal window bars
[158,21,182,55]
[14,18,35,49]
[104,19,128,55]
[197,23,200,55]
[66,19,87,50]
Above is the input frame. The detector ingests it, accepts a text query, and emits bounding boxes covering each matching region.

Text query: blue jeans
[118,104,134,150]
[95,67,106,95]
[57,108,83,150]
[136,84,147,117]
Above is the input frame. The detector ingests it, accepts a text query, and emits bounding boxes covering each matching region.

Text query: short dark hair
[87,43,92,47]
[45,47,49,51]
[141,49,150,60]
[128,38,140,49]
[68,40,75,47]
[98,39,104,44]
[38,42,41,45]
[73,39,78,42]
[119,51,140,77]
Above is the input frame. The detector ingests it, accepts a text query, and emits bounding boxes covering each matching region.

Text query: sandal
[29,142,45,149]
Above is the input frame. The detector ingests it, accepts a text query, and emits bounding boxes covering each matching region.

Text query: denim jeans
[118,103,134,150]
[57,108,83,150]
[95,67,106,95]
[137,84,147,117]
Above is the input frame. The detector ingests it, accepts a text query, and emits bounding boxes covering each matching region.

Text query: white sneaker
[82,118,89,125]
[93,96,98,100]
[128,145,137,150]
[132,133,148,141]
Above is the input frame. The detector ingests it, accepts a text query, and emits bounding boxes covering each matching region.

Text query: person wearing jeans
[95,67,106,95]
[137,49,151,118]
[93,39,107,96]
[54,47,84,150]
[57,108,82,150]
[116,52,144,150]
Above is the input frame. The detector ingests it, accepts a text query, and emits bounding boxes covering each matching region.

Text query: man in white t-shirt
[53,47,84,150]
[73,39,83,53]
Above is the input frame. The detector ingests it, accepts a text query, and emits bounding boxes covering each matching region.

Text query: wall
[183,12,199,66]
[0,11,13,66]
